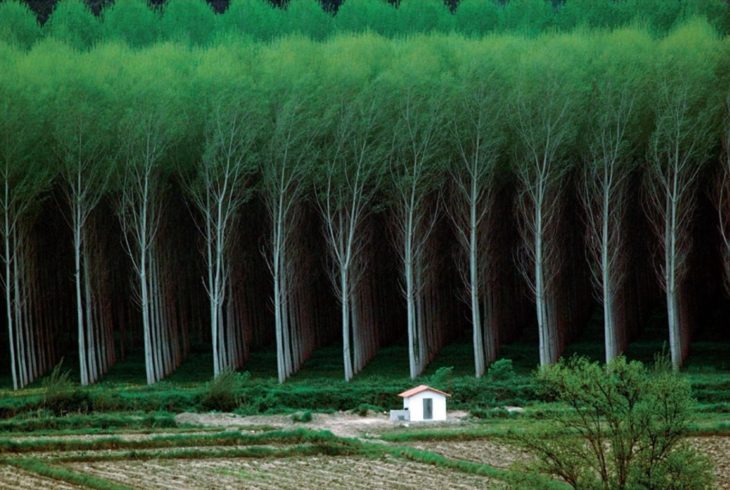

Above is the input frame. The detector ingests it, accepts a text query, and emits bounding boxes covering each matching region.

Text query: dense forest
[0,2,729,389]
[1,0,730,44]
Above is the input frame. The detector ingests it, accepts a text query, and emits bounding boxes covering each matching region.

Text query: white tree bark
[188,101,254,378]
[391,89,443,379]
[513,79,573,366]
[448,77,501,376]
[263,96,313,383]
[645,83,710,370]
[317,96,383,381]
[580,88,634,362]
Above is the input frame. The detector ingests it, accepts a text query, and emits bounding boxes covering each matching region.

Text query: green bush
[515,355,714,489]
[486,359,516,382]
[291,410,312,423]
[199,370,247,412]
[41,361,91,415]
[471,407,517,419]
[429,366,454,392]
[354,403,383,416]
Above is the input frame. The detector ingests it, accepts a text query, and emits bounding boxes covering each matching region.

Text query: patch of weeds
[291,410,312,423]
[354,403,383,416]
[486,359,516,383]
[41,361,91,415]
[200,370,249,411]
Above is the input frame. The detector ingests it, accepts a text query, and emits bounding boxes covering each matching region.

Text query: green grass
[380,443,568,490]
[2,457,134,490]
[0,428,343,453]
[0,411,178,433]
[0,339,727,423]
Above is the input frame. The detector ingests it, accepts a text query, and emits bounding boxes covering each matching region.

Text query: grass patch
[0,411,178,432]
[3,457,134,490]
[0,428,343,454]
[0,341,727,421]
[381,444,567,490]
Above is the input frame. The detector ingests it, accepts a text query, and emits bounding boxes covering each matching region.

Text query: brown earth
[0,464,82,489]
[175,410,471,438]
[689,436,730,489]
[67,455,506,489]
[412,436,730,488]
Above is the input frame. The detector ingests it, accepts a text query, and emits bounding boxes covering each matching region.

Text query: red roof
[398,384,451,398]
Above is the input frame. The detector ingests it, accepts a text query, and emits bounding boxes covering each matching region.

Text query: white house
[397,385,450,422]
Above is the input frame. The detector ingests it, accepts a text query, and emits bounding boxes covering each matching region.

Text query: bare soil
[5,431,218,444]
[0,464,82,489]
[689,436,730,489]
[67,455,505,489]
[2,412,727,490]
[409,439,528,469]
[175,410,471,438]
[411,436,730,488]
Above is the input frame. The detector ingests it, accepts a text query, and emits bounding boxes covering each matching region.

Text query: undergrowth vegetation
[0,342,726,429]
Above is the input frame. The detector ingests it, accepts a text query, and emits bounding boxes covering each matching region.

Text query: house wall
[402,391,447,421]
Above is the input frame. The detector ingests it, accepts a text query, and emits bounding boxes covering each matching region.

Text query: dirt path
[175,410,470,438]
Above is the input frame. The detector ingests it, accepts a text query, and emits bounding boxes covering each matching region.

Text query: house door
[423,398,433,420]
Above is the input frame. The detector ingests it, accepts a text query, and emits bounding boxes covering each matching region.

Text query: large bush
[515,356,714,489]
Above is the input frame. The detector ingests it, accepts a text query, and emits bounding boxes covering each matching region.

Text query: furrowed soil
[1,412,728,490]
[409,439,528,469]
[412,436,730,488]
[0,464,82,489]
[66,455,505,489]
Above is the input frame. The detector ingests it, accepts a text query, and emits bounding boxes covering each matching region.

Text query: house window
[423,398,433,420]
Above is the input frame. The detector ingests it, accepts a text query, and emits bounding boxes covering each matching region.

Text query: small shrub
[200,369,245,412]
[291,410,312,423]
[486,359,516,383]
[42,361,72,403]
[354,403,382,416]
[429,366,454,392]
[471,407,513,419]
[41,361,90,415]
[91,390,123,412]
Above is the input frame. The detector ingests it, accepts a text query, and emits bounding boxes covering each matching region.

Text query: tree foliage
[0,24,725,383]
[517,356,714,489]
[2,0,728,48]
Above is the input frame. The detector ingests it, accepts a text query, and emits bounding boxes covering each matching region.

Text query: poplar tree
[102,0,159,48]
[0,66,52,389]
[316,64,387,381]
[260,40,322,382]
[160,0,216,46]
[0,1,41,48]
[511,39,583,366]
[334,0,397,36]
[717,95,730,296]
[447,49,504,376]
[45,0,101,50]
[645,22,719,369]
[579,31,650,362]
[116,50,183,384]
[52,53,116,385]
[387,43,447,378]
[187,82,260,377]
[221,0,285,42]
